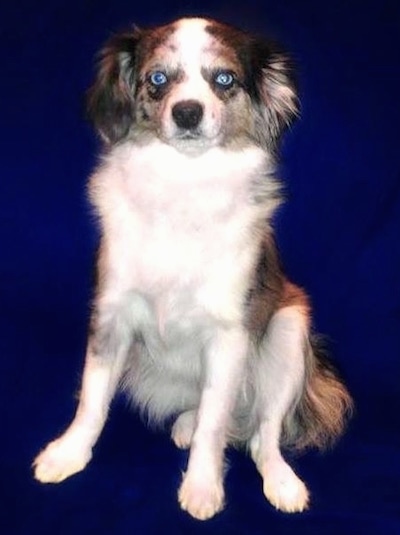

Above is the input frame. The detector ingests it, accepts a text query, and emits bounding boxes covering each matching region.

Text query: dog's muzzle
[172,100,204,131]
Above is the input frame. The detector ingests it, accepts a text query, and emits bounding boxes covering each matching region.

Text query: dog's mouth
[167,129,220,154]
[157,127,205,147]
[175,129,202,140]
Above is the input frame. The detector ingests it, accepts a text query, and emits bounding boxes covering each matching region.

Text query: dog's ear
[249,40,299,147]
[87,29,142,144]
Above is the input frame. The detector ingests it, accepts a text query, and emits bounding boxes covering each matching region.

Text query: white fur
[33,355,108,483]
[91,141,273,311]
[171,410,196,449]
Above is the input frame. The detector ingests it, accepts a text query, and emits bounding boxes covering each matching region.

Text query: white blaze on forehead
[172,18,212,69]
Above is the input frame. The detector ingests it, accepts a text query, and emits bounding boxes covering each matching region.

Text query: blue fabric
[1,1,399,533]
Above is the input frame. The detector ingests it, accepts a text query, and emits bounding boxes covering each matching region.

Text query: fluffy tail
[282,337,354,451]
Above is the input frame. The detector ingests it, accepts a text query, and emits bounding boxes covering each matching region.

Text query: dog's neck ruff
[106,139,268,184]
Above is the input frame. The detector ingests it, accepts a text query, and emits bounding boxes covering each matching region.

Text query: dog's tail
[282,337,354,451]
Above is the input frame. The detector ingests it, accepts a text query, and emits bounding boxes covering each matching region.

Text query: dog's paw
[178,472,225,520]
[262,459,309,513]
[171,411,196,449]
[33,437,92,484]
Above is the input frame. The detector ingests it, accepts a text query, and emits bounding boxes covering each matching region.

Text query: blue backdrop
[1,1,399,533]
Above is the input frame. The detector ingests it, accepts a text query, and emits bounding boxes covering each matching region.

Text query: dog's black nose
[172,100,203,130]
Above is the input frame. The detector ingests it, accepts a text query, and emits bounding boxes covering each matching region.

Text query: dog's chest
[92,143,268,299]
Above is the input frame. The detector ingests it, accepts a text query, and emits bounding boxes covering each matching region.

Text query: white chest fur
[89,141,276,323]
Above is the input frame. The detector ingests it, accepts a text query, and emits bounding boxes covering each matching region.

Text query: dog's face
[88,18,298,153]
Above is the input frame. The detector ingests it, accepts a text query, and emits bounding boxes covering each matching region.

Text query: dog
[33,17,353,520]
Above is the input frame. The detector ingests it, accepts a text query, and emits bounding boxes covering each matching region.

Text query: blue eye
[149,71,168,86]
[214,71,234,88]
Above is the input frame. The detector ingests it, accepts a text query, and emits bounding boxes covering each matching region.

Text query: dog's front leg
[33,297,132,483]
[178,326,248,520]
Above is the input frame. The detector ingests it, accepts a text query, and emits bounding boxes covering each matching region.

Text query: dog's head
[87,17,298,154]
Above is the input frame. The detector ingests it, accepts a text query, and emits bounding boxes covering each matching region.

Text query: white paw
[33,436,92,484]
[171,411,196,449]
[178,472,225,520]
[262,459,309,513]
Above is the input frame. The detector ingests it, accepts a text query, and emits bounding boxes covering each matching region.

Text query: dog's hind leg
[171,410,197,449]
[249,304,310,513]
[33,296,135,483]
